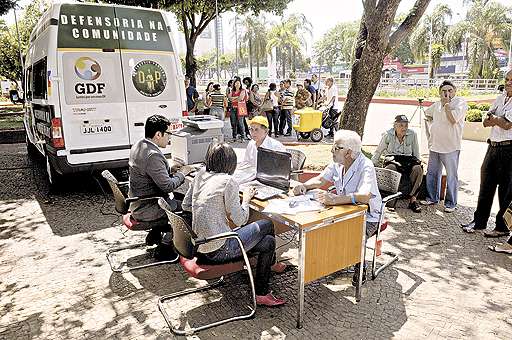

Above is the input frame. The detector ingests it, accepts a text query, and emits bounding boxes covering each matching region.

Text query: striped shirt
[209,91,225,109]
[282,89,295,110]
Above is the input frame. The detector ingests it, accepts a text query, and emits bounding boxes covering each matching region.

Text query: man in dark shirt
[185,78,199,113]
[129,115,193,260]
[304,78,317,107]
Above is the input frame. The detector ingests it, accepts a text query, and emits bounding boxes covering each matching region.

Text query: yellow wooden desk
[248,197,368,328]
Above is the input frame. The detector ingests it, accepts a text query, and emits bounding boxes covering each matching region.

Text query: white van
[24,1,187,184]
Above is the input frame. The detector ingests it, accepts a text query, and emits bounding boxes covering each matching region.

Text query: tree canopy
[0,1,16,16]
[313,21,359,67]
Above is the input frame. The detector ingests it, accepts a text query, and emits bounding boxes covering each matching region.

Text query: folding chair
[287,148,306,182]
[371,167,402,279]
[157,198,257,335]
[101,170,177,272]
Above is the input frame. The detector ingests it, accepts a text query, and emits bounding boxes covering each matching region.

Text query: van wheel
[45,155,61,187]
[310,128,323,142]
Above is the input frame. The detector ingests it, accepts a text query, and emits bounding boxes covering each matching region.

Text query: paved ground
[1,106,512,339]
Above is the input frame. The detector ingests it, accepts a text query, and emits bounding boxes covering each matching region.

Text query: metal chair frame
[157,199,256,335]
[101,170,177,273]
[371,167,402,279]
[287,148,307,182]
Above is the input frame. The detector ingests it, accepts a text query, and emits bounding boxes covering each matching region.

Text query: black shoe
[351,264,367,286]
[284,131,292,137]
[153,244,179,262]
[408,201,421,213]
[145,229,162,246]
[460,220,486,231]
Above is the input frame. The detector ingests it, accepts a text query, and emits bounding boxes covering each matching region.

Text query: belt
[488,140,512,147]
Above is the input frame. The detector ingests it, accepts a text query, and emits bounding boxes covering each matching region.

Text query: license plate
[81,123,112,134]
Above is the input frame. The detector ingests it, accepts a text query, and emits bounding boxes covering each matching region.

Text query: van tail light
[182,110,188,117]
[51,118,65,149]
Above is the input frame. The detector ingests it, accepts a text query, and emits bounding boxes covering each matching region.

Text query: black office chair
[157,198,257,335]
[101,170,176,272]
[371,167,402,279]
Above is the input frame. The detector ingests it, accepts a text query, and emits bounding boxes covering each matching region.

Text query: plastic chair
[101,170,177,272]
[371,167,402,279]
[287,148,306,181]
[157,198,257,335]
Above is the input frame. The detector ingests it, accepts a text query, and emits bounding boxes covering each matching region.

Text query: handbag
[261,92,274,112]
[237,100,248,117]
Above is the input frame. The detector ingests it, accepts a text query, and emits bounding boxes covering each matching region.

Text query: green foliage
[467,102,479,110]
[445,0,511,79]
[0,0,47,81]
[466,108,483,122]
[0,1,16,16]
[313,21,359,67]
[406,87,440,98]
[477,102,491,111]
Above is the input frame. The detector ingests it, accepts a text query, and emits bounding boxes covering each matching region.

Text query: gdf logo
[74,57,101,80]
[74,57,106,95]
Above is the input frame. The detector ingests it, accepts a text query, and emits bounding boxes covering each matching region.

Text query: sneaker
[444,206,455,213]
[408,201,422,213]
[461,220,486,233]
[153,244,179,262]
[420,200,436,206]
[256,293,286,307]
[284,132,292,137]
[145,229,162,246]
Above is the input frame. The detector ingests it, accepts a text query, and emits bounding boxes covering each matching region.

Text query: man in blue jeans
[421,80,468,212]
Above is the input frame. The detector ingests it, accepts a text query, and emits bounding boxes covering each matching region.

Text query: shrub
[467,102,479,110]
[477,102,491,111]
[466,109,483,122]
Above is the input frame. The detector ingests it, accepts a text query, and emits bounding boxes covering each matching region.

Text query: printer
[170,115,224,164]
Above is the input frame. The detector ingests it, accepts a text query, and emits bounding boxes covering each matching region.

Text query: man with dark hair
[462,69,512,238]
[129,114,193,260]
[421,80,467,213]
[279,79,294,136]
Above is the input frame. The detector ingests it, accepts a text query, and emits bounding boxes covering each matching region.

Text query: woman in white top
[241,115,287,169]
[263,83,280,137]
[182,142,286,306]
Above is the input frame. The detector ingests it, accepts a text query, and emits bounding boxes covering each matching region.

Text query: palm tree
[445,0,511,78]
[409,4,452,77]
[240,15,268,79]
[267,14,311,77]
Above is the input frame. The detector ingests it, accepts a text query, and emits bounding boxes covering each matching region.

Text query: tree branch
[362,0,377,18]
[388,0,431,50]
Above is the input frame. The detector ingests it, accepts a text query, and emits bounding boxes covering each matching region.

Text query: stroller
[318,104,341,134]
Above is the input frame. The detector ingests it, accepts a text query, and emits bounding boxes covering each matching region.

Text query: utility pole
[215,0,220,83]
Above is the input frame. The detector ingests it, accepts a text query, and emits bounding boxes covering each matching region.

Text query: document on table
[263,195,324,215]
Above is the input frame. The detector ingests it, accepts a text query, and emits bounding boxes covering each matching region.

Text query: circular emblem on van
[74,57,101,80]
[132,60,167,97]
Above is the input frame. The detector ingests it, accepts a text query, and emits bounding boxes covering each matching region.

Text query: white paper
[263,196,324,215]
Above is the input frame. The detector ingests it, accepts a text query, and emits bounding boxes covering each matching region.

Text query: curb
[0,129,26,144]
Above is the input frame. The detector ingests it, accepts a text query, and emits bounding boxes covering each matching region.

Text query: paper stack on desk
[263,196,324,215]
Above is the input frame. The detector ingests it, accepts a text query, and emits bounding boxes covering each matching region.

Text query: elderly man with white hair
[293,129,382,285]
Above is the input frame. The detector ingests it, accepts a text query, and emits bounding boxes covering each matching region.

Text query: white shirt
[320,153,382,223]
[489,93,512,142]
[270,90,279,107]
[242,136,286,168]
[424,96,467,153]
[325,84,340,110]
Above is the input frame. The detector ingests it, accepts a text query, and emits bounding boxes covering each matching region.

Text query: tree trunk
[256,44,260,79]
[339,0,431,137]
[281,49,286,78]
[185,33,198,86]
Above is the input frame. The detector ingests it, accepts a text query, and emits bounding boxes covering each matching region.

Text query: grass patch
[0,114,24,130]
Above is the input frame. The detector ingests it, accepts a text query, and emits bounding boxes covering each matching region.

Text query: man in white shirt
[292,129,381,285]
[421,80,467,212]
[462,69,512,240]
[324,77,341,137]
[238,115,286,171]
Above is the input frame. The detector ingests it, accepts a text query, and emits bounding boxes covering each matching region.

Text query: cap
[394,115,409,123]
[248,115,269,128]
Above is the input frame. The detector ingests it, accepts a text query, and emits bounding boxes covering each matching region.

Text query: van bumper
[48,153,128,175]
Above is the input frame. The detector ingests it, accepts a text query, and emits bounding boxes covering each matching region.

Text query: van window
[33,57,47,100]
[25,66,33,100]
